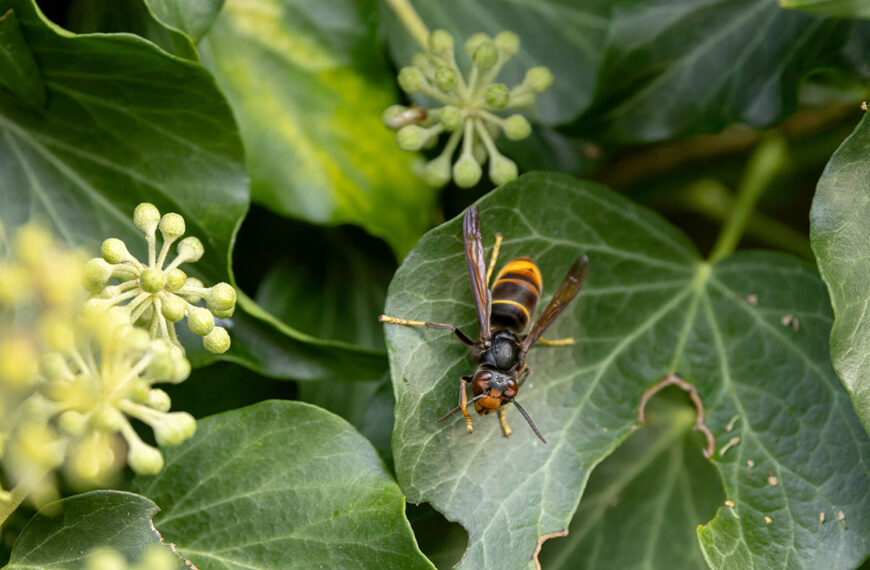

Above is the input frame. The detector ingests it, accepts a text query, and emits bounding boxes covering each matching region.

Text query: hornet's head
[470,367,518,415]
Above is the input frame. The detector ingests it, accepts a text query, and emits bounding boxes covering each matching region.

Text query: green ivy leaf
[781,0,870,18]
[810,113,870,434]
[5,491,186,569]
[384,172,870,569]
[0,0,245,282]
[576,0,853,143]
[199,0,434,257]
[144,0,224,42]
[132,401,434,569]
[380,0,611,126]
[0,7,44,107]
[539,394,724,569]
[0,0,388,383]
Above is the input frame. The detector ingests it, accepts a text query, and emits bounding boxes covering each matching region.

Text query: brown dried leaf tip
[638,373,715,460]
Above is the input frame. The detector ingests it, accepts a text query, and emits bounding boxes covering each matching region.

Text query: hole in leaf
[407,502,469,569]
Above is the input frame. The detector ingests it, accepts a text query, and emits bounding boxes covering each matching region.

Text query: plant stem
[707,134,788,263]
[384,0,429,50]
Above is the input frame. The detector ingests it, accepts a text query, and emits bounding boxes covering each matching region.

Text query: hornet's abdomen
[490,257,542,333]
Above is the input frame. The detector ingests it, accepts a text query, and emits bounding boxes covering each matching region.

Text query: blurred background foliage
[1,0,868,567]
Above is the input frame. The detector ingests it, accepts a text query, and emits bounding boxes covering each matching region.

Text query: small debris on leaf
[764,515,772,524]
[719,436,740,456]
[780,314,799,331]
[767,471,778,486]
[819,511,825,532]
[725,414,740,432]
[746,459,755,478]
[839,510,847,530]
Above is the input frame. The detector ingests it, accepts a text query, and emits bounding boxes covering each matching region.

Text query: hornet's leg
[379,315,474,346]
[498,405,512,438]
[459,375,473,433]
[485,233,503,286]
[517,363,531,387]
[537,337,575,347]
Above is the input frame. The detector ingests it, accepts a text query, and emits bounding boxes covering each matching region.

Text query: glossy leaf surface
[384,172,870,569]
[5,491,185,569]
[200,0,433,256]
[811,113,870,433]
[133,401,434,569]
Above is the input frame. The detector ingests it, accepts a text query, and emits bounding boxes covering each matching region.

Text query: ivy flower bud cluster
[383,29,552,188]
[83,203,236,354]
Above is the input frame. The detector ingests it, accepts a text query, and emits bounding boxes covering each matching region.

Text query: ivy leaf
[5,491,186,569]
[0,0,388,383]
[384,172,870,569]
[380,0,611,126]
[539,394,724,569]
[143,0,225,42]
[810,113,870,434]
[575,0,853,143]
[0,7,44,107]
[132,401,434,569]
[199,0,434,257]
[781,0,870,19]
[0,0,246,282]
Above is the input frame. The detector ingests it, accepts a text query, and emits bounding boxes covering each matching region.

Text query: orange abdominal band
[491,299,530,320]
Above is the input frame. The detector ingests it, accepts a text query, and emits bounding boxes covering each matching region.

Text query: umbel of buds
[83,203,236,354]
[384,29,552,188]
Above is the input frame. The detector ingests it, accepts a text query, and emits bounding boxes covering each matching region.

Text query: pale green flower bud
[165,268,186,292]
[40,315,75,352]
[133,203,160,234]
[434,66,458,93]
[172,356,191,384]
[128,378,150,402]
[85,548,128,570]
[473,140,488,165]
[92,405,124,432]
[494,31,519,57]
[203,326,230,354]
[503,114,531,140]
[83,258,114,293]
[465,33,490,58]
[212,306,235,319]
[147,341,176,379]
[397,125,429,151]
[139,268,166,293]
[484,83,510,109]
[137,545,178,570]
[424,156,452,188]
[158,213,185,240]
[188,307,215,336]
[453,154,482,188]
[128,442,163,475]
[58,410,87,437]
[439,106,463,131]
[398,66,425,93]
[146,388,172,412]
[525,66,553,93]
[177,236,204,263]
[429,29,454,56]
[206,283,237,312]
[40,352,73,382]
[126,328,150,352]
[101,238,130,264]
[161,294,186,323]
[472,41,498,70]
[411,52,433,71]
[153,412,196,447]
[489,155,518,186]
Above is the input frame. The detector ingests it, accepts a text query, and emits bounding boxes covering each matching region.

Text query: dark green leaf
[199,0,435,256]
[782,0,870,18]
[144,0,224,42]
[133,401,434,569]
[576,0,852,143]
[0,8,44,107]
[539,393,724,569]
[0,0,246,282]
[5,491,186,569]
[380,0,611,126]
[66,0,199,60]
[255,223,395,352]
[810,112,870,433]
[384,172,870,569]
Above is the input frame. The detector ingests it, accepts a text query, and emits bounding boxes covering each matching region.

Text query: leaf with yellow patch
[199,0,433,256]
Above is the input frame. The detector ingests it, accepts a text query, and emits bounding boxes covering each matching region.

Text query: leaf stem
[384,0,429,50]
[707,135,788,263]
